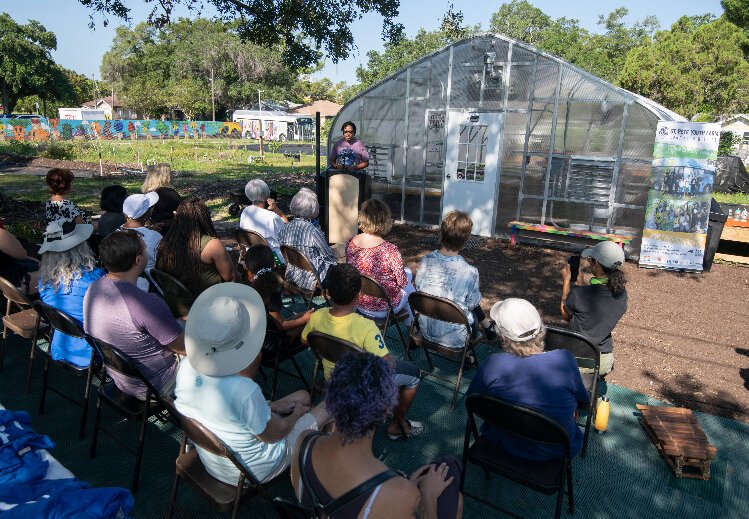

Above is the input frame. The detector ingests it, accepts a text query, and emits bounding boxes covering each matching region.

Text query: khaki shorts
[580,352,614,376]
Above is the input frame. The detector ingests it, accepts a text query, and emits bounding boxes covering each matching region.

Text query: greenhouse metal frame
[329,34,685,251]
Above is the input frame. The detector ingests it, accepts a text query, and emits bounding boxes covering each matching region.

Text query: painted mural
[0,117,243,142]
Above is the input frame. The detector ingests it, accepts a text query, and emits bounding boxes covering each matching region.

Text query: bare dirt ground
[2,160,747,423]
[385,224,749,424]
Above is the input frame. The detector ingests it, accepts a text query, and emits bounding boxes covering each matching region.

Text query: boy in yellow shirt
[302,263,423,440]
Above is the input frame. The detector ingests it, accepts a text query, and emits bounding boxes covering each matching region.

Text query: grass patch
[714,192,749,206]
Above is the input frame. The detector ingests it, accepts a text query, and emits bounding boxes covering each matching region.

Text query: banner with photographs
[639,121,720,271]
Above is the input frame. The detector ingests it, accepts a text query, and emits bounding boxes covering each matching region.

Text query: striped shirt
[278,219,336,291]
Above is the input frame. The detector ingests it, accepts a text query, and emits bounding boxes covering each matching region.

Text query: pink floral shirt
[345,237,407,312]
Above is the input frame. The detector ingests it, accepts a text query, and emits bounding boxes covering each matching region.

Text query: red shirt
[345,237,407,312]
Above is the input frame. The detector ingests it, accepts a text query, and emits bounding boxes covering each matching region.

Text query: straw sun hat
[184,283,266,377]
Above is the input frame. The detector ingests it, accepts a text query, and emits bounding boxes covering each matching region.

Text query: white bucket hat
[581,241,625,269]
[38,219,93,254]
[123,192,159,220]
[184,283,266,377]
[489,298,543,343]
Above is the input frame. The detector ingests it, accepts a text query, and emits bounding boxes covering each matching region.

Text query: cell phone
[568,255,581,284]
[268,189,278,201]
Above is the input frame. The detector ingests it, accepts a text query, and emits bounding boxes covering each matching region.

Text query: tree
[619,16,749,119]
[0,13,70,114]
[489,0,552,45]
[78,0,405,70]
[719,130,742,156]
[16,67,105,118]
[723,0,749,30]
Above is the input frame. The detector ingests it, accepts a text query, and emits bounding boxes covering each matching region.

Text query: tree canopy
[619,16,749,119]
[0,12,71,114]
[78,0,405,70]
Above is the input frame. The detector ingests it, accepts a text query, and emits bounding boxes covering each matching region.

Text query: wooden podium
[316,169,372,245]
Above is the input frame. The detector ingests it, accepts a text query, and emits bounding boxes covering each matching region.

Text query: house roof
[721,114,749,126]
[81,96,124,109]
[288,100,342,118]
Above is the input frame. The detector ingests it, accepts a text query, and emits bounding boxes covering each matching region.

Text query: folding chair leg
[310,360,321,401]
[290,356,310,391]
[1,325,7,373]
[38,354,51,416]
[393,320,409,351]
[90,396,103,459]
[566,461,574,514]
[79,363,95,440]
[165,473,181,519]
[270,359,281,401]
[131,408,149,493]
[450,355,467,411]
[25,325,41,393]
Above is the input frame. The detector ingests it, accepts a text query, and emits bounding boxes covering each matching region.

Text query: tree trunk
[1,81,9,115]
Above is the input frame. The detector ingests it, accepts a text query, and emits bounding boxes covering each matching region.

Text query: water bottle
[594,396,610,433]
[728,208,733,220]
[742,207,748,221]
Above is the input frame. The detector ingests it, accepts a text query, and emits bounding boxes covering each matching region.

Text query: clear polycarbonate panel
[371,181,402,223]
[553,101,624,157]
[495,111,530,233]
[362,97,404,146]
[622,103,659,160]
[527,103,554,154]
[507,64,534,111]
[449,65,484,109]
[532,59,560,99]
[520,155,549,196]
[543,200,607,229]
[510,44,536,63]
[518,197,544,222]
[428,53,449,109]
[409,62,431,99]
[611,206,645,234]
[407,98,427,149]
[615,161,651,207]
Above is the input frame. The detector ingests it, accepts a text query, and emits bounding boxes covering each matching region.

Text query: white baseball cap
[123,192,159,219]
[489,298,544,342]
[581,241,625,269]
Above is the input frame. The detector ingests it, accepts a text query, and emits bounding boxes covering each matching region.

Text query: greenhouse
[329,34,684,253]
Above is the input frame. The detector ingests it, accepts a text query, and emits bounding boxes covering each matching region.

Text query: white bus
[232,110,314,141]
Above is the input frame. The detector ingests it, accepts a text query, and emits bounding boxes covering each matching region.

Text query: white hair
[290,188,319,220]
[244,179,270,203]
[40,241,96,291]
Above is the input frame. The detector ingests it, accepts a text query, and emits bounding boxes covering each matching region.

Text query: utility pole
[210,67,215,122]
[258,89,264,158]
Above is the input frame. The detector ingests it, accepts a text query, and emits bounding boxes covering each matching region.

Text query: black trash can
[703,198,727,272]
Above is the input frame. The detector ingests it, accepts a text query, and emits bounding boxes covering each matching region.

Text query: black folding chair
[280,245,328,310]
[89,338,176,493]
[462,394,574,519]
[165,410,276,519]
[261,313,311,400]
[0,275,49,391]
[406,291,481,410]
[34,301,100,440]
[544,326,600,458]
[306,331,363,401]
[358,274,410,350]
[150,268,194,319]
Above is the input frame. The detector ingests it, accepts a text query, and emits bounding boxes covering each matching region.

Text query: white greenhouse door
[442,112,502,237]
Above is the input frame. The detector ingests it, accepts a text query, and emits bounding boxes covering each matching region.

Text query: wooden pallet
[636,404,717,480]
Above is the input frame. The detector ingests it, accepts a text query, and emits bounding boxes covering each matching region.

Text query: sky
[3,0,726,85]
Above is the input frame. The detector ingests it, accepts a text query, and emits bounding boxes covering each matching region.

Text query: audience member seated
[96,185,128,237]
[45,168,91,224]
[302,263,423,440]
[279,188,336,291]
[155,198,236,298]
[346,199,414,323]
[560,241,628,377]
[291,352,462,519]
[245,244,313,362]
[38,220,105,367]
[84,231,185,400]
[414,211,495,358]
[467,298,589,460]
[240,179,288,263]
[175,282,329,485]
[121,193,162,291]
[0,226,40,291]
[141,163,182,235]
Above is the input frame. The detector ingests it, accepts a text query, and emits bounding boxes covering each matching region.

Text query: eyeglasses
[343,130,355,134]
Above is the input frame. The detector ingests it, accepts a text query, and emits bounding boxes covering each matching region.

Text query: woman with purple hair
[291,352,463,519]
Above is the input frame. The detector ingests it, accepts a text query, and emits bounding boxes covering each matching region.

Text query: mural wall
[0,117,243,142]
